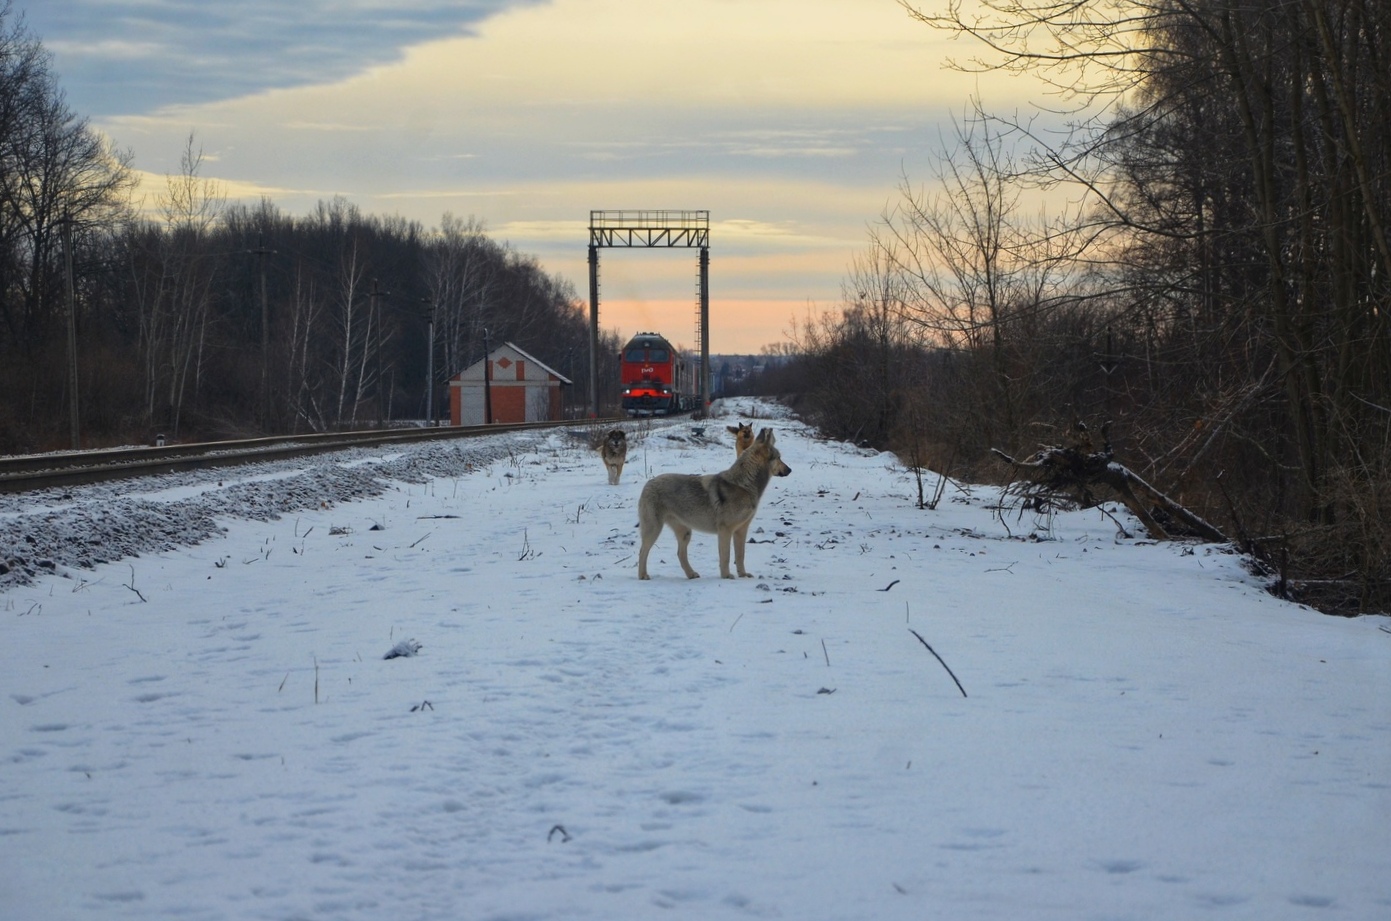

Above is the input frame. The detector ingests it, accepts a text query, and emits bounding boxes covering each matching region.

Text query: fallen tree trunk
[993,422,1228,543]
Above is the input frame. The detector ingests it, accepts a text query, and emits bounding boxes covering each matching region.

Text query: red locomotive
[620,331,694,416]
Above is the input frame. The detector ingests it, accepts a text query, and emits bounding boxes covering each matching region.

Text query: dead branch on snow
[993,420,1228,543]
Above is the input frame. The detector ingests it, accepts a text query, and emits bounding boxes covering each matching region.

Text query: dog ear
[757,428,774,444]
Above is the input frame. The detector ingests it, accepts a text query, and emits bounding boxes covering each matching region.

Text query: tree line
[0,2,615,453]
[751,0,1389,614]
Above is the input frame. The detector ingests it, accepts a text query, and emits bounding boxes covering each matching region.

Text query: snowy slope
[2,399,1388,921]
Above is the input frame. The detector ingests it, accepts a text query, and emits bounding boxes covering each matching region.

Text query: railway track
[0,419,615,494]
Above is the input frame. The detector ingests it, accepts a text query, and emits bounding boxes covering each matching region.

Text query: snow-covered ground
[2,398,1388,921]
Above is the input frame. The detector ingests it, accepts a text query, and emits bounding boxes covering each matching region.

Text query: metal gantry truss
[588,210,710,248]
[587,210,710,417]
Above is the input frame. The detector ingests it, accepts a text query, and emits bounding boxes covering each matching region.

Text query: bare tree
[425,213,500,384]
[877,108,1093,449]
[331,234,370,427]
[154,135,224,434]
[284,262,324,431]
[0,1,133,354]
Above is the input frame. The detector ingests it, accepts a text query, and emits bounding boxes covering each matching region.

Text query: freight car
[619,331,694,416]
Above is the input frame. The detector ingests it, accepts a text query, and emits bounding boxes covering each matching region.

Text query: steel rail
[0,419,616,494]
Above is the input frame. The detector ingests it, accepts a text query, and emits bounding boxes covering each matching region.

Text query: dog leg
[675,526,700,579]
[717,527,735,579]
[732,521,752,577]
[637,520,661,580]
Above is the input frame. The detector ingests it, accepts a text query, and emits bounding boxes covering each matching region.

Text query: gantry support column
[698,245,710,414]
[588,243,600,417]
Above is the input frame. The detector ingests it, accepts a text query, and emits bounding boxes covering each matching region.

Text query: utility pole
[249,233,275,430]
[369,279,390,427]
[420,298,435,426]
[481,327,493,424]
[61,213,80,450]
[563,346,575,419]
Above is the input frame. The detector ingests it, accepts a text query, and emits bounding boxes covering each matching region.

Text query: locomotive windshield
[625,349,645,362]
[649,349,668,362]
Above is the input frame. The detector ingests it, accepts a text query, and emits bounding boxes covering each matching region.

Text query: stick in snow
[908,629,967,698]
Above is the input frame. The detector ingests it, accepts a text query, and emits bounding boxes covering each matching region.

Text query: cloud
[121,167,310,217]
[279,121,389,134]
[731,145,859,159]
[42,37,165,60]
[26,0,548,115]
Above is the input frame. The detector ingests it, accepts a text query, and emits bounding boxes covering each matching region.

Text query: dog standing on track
[600,429,628,485]
[637,427,791,580]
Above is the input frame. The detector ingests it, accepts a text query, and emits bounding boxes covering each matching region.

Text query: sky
[3,398,1388,918]
[21,0,1044,354]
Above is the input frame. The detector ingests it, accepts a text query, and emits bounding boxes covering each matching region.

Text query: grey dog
[637,428,790,580]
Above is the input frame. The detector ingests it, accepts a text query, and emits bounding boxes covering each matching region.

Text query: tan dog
[727,422,754,456]
[600,429,628,485]
[637,428,791,580]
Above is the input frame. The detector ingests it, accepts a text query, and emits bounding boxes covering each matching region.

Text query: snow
[2,398,1388,921]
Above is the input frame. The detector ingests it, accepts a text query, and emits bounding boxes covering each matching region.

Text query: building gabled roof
[452,341,572,384]
[501,342,572,384]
